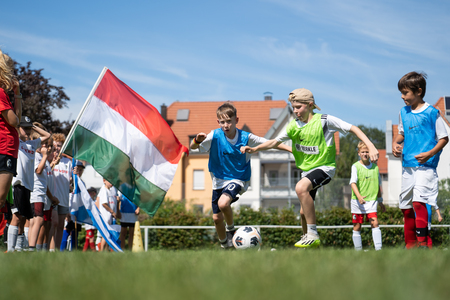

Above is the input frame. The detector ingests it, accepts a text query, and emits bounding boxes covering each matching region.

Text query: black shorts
[120,222,135,228]
[212,183,241,214]
[12,184,33,219]
[304,169,332,200]
[0,154,17,176]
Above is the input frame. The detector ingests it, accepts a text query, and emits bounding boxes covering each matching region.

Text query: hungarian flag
[63,68,188,216]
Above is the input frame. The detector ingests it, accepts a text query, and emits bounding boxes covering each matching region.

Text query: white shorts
[399,167,438,209]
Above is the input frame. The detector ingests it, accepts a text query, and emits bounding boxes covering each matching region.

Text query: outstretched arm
[241,139,281,154]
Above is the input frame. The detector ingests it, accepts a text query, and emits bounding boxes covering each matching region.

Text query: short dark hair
[398,71,427,98]
[216,101,237,119]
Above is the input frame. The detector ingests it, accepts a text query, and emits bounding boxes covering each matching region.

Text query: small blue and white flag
[71,174,122,252]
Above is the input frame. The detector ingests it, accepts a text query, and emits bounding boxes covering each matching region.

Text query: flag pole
[59,67,109,156]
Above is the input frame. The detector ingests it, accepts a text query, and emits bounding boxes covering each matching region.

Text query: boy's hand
[414,152,432,164]
[52,196,60,206]
[41,144,49,156]
[379,203,386,213]
[358,196,366,205]
[392,143,403,157]
[135,207,140,215]
[241,146,255,154]
[195,133,207,144]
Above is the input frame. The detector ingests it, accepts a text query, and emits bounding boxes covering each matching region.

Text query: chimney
[161,104,167,121]
[264,92,273,101]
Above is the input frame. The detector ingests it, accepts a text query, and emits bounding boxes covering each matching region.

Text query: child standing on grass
[350,141,385,251]
[8,117,50,252]
[392,71,448,249]
[191,102,290,249]
[242,88,378,248]
[98,178,121,251]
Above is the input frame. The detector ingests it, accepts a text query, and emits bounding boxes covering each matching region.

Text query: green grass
[1,247,449,300]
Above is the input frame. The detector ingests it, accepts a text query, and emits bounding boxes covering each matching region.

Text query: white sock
[307,224,318,236]
[352,230,362,251]
[372,227,382,250]
[15,234,24,251]
[24,227,29,249]
[7,225,18,252]
[226,223,235,231]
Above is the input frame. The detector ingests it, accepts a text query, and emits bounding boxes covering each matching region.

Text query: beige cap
[288,88,321,111]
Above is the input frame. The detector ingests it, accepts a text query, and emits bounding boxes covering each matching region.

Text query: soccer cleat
[294,233,320,248]
[226,230,236,248]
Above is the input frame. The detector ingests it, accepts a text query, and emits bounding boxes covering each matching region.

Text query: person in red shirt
[0,49,22,210]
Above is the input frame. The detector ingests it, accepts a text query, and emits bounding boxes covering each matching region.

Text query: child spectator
[28,126,58,251]
[119,192,140,250]
[8,116,50,252]
[98,178,121,251]
[392,72,448,249]
[83,187,98,252]
[350,141,385,251]
[242,88,378,248]
[50,133,73,250]
[191,102,290,249]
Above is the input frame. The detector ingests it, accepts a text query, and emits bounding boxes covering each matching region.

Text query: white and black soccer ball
[232,226,262,250]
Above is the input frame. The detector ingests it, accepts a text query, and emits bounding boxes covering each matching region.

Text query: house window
[269,170,278,186]
[193,170,205,190]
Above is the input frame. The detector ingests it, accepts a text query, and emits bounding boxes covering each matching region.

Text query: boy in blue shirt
[190,102,290,249]
[392,71,448,249]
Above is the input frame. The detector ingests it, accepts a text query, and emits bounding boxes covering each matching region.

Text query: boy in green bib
[350,141,385,251]
[241,88,378,248]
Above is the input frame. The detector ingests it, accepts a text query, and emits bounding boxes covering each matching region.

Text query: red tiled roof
[435,97,450,127]
[166,100,288,146]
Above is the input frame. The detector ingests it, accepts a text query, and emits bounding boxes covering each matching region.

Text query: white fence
[139,225,450,252]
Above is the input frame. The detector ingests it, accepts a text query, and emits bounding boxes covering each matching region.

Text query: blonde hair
[53,133,66,143]
[357,141,368,151]
[216,101,237,120]
[0,49,15,92]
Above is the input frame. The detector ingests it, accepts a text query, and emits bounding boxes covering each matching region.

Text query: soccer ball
[232,226,262,250]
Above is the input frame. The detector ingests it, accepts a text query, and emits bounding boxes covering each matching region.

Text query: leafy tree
[335,125,385,178]
[13,61,72,134]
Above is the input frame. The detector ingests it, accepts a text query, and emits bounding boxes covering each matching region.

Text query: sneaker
[226,230,236,248]
[294,233,320,248]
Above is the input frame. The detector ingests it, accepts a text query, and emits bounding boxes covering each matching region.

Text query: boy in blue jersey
[392,71,448,249]
[190,102,290,249]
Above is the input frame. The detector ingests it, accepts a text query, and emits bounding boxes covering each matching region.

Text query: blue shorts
[212,183,241,214]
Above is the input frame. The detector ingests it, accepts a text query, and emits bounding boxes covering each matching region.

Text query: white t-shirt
[12,138,42,191]
[30,152,50,203]
[197,130,267,192]
[98,185,118,224]
[52,156,73,207]
[276,114,352,178]
[398,102,449,140]
[349,161,382,214]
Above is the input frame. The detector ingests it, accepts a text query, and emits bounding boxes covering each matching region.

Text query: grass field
[1,247,449,300]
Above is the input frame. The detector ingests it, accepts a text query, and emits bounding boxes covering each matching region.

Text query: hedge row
[134,200,450,250]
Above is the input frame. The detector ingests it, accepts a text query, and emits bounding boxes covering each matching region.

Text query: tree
[13,61,73,134]
[335,125,385,178]
[437,178,450,209]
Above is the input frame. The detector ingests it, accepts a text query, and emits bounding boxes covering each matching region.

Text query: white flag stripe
[76,176,123,252]
[78,96,178,191]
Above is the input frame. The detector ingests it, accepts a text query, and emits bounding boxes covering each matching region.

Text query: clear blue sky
[2,0,449,130]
